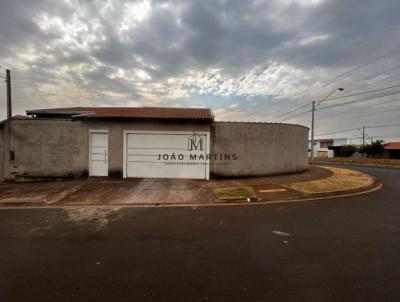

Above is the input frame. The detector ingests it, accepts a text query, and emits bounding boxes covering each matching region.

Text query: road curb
[292,177,378,199]
[0,180,383,209]
[311,161,400,170]
[0,165,381,209]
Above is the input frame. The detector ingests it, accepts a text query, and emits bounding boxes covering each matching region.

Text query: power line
[319,90,400,111]
[356,62,400,83]
[324,83,400,101]
[315,123,400,137]
[278,88,400,122]
[287,58,400,107]
[369,123,400,129]
[281,93,400,125]
[323,46,400,85]
[368,132,400,136]
[343,72,400,96]
[278,108,312,122]
[269,103,310,122]
[316,45,400,98]
[349,135,400,139]
[270,66,400,122]
[270,82,400,123]
[315,127,360,137]
[330,106,400,127]
[331,60,400,95]
[314,97,400,127]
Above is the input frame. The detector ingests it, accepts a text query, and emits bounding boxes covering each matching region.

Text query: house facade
[308,138,347,158]
[383,142,400,159]
[0,107,309,181]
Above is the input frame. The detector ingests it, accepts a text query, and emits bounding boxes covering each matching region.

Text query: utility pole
[362,126,365,158]
[362,126,365,148]
[310,100,315,160]
[6,69,11,120]
[310,88,344,161]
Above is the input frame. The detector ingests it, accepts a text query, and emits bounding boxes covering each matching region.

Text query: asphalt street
[0,165,399,302]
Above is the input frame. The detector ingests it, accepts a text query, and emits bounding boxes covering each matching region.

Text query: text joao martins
[157,153,238,161]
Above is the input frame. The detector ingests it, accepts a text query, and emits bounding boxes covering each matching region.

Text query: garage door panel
[127,133,191,149]
[125,132,209,179]
[126,161,166,178]
[127,150,203,157]
[165,163,206,179]
[127,154,203,164]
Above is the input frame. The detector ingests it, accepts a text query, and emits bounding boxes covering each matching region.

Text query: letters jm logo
[188,133,204,151]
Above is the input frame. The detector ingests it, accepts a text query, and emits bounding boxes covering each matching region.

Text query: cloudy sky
[1,0,400,143]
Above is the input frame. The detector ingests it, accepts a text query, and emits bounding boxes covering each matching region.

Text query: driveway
[0,166,331,205]
[0,165,399,302]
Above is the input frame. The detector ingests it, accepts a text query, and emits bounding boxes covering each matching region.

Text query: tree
[340,145,357,157]
[359,140,385,158]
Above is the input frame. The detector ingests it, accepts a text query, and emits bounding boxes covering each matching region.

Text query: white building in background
[308,138,347,157]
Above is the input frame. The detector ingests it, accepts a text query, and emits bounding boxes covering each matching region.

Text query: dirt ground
[0,166,332,206]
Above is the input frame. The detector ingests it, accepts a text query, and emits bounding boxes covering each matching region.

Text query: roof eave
[72,116,214,122]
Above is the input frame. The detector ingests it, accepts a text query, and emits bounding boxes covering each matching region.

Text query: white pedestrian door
[89,131,108,176]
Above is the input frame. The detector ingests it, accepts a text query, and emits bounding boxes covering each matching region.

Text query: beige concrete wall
[2,119,307,180]
[4,120,87,180]
[210,122,309,177]
[0,125,4,181]
[3,119,210,180]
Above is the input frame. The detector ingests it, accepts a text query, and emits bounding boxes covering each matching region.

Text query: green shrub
[340,145,357,157]
[359,140,385,158]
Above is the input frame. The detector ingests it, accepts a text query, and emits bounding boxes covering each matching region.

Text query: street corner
[0,165,380,208]
[284,165,379,198]
[211,165,380,205]
[212,184,302,203]
[254,185,302,201]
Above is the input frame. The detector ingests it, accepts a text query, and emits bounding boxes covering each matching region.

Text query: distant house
[308,138,347,157]
[383,142,400,159]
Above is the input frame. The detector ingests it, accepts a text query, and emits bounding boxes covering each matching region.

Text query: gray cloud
[0,0,400,142]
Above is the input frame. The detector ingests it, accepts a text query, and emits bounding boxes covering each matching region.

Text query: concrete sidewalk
[0,166,332,206]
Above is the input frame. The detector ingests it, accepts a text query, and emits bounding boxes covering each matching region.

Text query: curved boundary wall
[1,119,309,181]
[210,122,309,177]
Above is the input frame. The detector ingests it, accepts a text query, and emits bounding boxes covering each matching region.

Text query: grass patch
[286,166,374,194]
[214,187,256,200]
[311,157,400,166]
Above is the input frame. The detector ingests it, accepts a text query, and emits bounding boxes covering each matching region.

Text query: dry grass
[214,187,256,200]
[312,157,400,166]
[286,166,374,194]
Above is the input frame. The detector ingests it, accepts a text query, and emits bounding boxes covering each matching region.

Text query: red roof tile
[384,142,400,150]
[12,115,32,120]
[0,115,32,124]
[27,107,214,121]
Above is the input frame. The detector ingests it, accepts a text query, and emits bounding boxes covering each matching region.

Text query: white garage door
[124,131,210,179]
